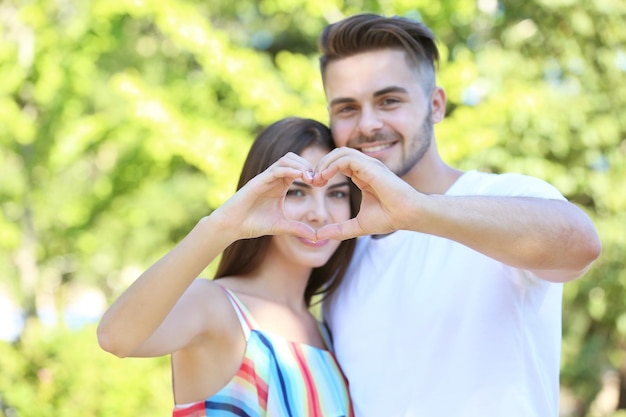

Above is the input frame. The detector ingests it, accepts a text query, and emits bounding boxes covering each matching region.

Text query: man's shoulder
[449,170,564,199]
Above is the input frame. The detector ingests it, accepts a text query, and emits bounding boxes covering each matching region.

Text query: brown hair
[319,13,440,92]
[214,117,360,306]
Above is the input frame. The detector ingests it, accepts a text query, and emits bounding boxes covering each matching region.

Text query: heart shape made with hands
[264,147,398,241]
[278,169,362,242]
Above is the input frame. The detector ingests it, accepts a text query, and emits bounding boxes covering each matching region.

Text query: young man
[313,13,602,417]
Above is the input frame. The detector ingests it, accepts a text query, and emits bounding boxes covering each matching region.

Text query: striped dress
[172,287,354,417]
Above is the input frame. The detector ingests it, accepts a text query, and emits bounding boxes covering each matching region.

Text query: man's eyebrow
[329,97,355,108]
[329,86,409,107]
[373,86,409,97]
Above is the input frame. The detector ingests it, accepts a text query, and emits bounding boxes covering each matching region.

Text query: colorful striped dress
[172,287,354,417]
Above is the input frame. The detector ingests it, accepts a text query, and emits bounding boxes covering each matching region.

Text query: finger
[314,148,383,186]
[315,219,364,241]
[250,165,305,190]
[311,148,355,186]
[274,219,317,241]
[268,153,317,185]
[275,152,315,174]
[314,147,358,172]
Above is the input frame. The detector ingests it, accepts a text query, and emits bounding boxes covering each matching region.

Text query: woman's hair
[319,13,440,92]
[214,117,360,306]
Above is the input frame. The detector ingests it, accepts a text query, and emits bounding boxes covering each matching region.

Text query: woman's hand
[213,152,318,241]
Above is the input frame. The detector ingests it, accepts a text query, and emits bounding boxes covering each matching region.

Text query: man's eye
[382,97,400,106]
[336,106,355,114]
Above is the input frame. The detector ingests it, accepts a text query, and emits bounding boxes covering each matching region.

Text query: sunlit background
[1,0,625,416]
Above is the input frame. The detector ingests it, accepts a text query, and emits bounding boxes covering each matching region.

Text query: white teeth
[362,143,392,153]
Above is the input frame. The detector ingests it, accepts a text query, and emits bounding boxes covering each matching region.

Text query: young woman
[97,117,358,416]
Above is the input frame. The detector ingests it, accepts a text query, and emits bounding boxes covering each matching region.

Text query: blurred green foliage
[0,322,171,416]
[0,0,624,416]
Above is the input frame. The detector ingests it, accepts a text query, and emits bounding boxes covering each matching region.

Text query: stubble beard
[349,108,435,178]
[393,108,434,178]
[392,118,433,177]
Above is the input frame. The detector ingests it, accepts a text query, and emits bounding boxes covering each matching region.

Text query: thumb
[281,220,317,241]
[316,219,362,241]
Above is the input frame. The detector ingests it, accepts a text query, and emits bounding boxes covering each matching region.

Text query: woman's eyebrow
[292,181,311,188]
[291,181,350,189]
[329,181,351,189]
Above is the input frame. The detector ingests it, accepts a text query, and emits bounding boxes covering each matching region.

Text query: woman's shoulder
[181,278,241,334]
[184,278,225,305]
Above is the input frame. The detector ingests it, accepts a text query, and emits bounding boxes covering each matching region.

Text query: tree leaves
[0,0,624,414]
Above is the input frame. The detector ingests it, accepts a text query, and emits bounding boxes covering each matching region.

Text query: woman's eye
[286,189,305,197]
[330,190,348,199]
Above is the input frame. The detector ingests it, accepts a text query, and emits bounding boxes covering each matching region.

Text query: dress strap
[218,285,259,341]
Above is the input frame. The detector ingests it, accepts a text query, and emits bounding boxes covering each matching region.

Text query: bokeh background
[0,0,625,415]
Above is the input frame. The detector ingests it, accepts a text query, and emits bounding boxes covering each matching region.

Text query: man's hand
[311,147,420,240]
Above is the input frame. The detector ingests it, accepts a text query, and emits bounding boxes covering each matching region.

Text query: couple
[97,13,602,417]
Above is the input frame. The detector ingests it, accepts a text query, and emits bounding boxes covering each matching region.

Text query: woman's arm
[96,217,238,358]
[97,153,318,357]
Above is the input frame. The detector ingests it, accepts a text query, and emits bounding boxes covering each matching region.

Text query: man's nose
[357,106,383,137]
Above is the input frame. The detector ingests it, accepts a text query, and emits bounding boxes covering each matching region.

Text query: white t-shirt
[323,170,567,417]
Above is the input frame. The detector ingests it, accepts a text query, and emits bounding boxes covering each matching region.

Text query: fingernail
[305,171,314,180]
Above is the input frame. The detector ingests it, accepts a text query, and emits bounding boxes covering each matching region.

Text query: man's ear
[430,86,447,124]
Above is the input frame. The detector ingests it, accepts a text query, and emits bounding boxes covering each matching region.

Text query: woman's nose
[305,199,330,224]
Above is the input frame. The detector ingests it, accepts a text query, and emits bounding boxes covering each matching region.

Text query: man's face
[324,49,441,178]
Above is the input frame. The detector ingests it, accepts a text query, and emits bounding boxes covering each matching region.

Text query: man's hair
[319,13,440,91]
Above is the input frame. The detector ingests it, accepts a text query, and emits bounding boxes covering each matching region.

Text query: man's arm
[413,193,601,282]
[313,148,601,283]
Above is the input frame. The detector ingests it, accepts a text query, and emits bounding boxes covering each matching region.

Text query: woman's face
[269,145,352,269]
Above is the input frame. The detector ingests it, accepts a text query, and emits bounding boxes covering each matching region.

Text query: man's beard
[354,107,433,178]
[394,116,433,178]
